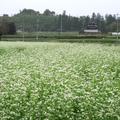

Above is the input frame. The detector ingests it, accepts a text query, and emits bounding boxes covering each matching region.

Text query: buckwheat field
[0,42,120,120]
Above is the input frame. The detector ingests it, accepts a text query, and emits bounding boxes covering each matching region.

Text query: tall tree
[43,9,55,16]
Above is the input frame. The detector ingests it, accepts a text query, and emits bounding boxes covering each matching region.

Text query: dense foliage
[0,42,120,119]
[0,17,16,35]
[0,9,119,33]
[10,9,119,33]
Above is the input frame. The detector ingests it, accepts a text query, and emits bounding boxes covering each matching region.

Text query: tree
[43,9,55,16]
[0,22,16,35]
[18,9,40,16]
[84,16,91,28]
[8,22,16,34]
[105,14,116,32]
[0,26,2,40]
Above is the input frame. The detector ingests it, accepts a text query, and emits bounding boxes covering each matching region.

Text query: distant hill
[12,9,57,32]
[10,9,86,32]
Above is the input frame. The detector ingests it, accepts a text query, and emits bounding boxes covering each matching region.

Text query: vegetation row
[0,9,120,33]
[0,42,120,119]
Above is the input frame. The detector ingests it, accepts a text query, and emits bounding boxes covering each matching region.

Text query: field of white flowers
[0,42,120,120]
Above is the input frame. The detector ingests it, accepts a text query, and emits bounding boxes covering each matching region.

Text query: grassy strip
[1,38,120,44]
[2,35,104,39]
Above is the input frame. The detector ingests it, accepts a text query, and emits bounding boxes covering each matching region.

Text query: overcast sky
[0,0,120,16]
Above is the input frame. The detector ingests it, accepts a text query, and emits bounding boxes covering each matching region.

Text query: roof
[86,22,98,30]
[84,29,99,33]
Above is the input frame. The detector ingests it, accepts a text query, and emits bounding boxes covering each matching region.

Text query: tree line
[0,9,120,33]
[0,15,16,37]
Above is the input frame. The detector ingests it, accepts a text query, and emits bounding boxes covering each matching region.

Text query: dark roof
[86,22,98,30]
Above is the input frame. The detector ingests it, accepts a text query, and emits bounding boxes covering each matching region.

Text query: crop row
[0,42,120,120]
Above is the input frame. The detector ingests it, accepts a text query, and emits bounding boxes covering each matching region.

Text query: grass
[0,41,120,120]
[1,37,120,45]
[2,31,119,39]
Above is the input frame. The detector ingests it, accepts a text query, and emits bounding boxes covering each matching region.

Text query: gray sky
[0,0,120,16]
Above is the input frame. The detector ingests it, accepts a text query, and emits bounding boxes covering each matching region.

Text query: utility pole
[60,14,62,34]
[36,17,39,40]
[116,13,119,40]
[22,16,25,41]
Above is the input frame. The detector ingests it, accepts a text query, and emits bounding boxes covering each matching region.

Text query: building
[112,32,120,36]
[84,22,100,33]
